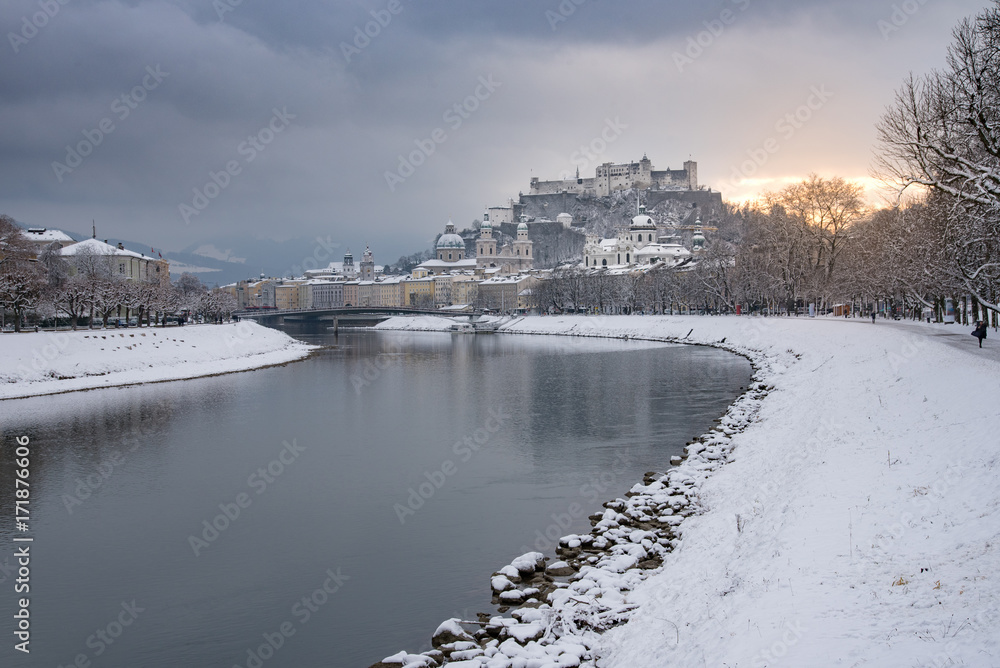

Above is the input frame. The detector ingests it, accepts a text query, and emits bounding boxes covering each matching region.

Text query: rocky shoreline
[367,328,772,668]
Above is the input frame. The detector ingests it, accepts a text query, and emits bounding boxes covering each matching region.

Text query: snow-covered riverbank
[0,321,317,400]
[373,314,1000,667]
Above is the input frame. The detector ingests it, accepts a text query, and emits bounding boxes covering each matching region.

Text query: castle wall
[644,188,722,214]
[488,206,513,225]
[529,158,697,196]
[529,177,595,195]
[649,170,690,190]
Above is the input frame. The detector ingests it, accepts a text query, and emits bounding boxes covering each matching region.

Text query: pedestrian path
[833,315,1000,364]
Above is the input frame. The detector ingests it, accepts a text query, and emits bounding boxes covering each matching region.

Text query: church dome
[437,233,465,249]
[437,219,464,249]
[480,220,492,231]
[517,222,528,232]
[630,205,656,229]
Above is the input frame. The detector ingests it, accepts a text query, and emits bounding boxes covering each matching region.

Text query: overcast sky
[0,0,990,261]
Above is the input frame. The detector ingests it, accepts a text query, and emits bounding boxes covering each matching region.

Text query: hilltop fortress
[467,154,723,267]
[528,154,698,197]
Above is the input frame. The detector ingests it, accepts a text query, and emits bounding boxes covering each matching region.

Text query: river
[0,327,751,667]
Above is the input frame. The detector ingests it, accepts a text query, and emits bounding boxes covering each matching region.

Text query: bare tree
[91,278,126,328]
[175,272,207,313]
[772,175,867,306]
[0,265,44,331]
[0,214,43,331]
[875,1,1000,314]
[198,289,239,323]
[51,274,92,330]
[151,284,181,326]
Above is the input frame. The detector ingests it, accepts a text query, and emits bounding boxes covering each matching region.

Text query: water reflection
[0,329,750,667]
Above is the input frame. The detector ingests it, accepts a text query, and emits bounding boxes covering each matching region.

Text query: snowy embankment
[372,314,1000,668]
[372,314,508,332]
[373,315,463,331]
[0,321,316,400]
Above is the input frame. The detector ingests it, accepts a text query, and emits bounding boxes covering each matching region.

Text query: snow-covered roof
[481,275,525,284]
[635,243,691,258]
[436,233,465,249]
[22,228,74,244]
[60,238,156,260]
[630,214,656,228]
[417,258,478,269]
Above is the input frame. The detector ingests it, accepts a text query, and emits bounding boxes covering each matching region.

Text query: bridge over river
[233,306,484,331]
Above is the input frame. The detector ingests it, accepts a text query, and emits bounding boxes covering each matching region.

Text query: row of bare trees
[533,175,869,316]
[1,215,237,331]
[537,170,994,322]
[872,0,1000,322]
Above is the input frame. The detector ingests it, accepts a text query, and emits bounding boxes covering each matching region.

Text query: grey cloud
[0,0,992,261]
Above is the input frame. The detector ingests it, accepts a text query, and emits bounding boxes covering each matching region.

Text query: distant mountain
[175,236,343,285]
[190,244,247,264]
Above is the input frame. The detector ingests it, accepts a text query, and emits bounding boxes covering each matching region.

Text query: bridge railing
[234,306,477,318]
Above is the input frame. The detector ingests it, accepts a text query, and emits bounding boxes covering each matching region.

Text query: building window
[119,263,125,274]
[602,259,607,266]
[626,253,630,263]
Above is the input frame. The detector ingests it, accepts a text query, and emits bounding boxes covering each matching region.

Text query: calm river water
[0,327,751,667]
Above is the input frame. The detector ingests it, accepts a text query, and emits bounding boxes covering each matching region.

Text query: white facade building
[583,205,693,269]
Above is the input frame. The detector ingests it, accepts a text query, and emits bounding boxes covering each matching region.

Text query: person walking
[871,310,876,324]
[972,320,988,348]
